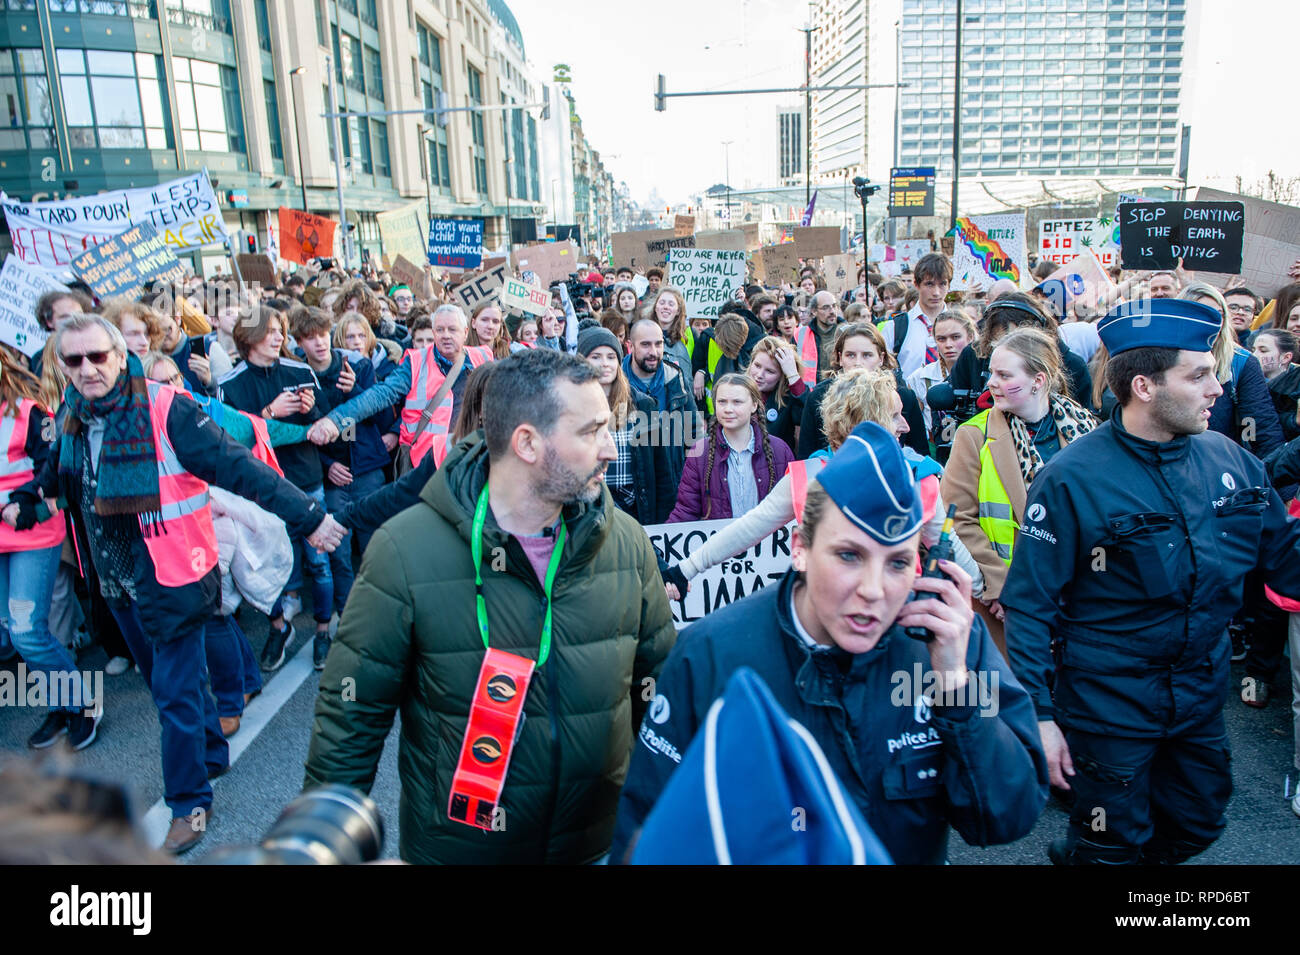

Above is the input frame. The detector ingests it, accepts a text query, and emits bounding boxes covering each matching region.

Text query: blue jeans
[0,544,86,713]
[204,613,262,717]
[323,467,384,614]
[111,601,228,817]
[273,484,333,625]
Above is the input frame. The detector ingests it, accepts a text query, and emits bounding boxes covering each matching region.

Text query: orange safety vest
[241,411,283,477]
[399,345,495,468]
[144,382,220,588]
[0,399,65,552]
[794,325,819,386]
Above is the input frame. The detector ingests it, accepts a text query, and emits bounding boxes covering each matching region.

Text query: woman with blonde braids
[661,367,985,603]
[0,346,100,750]
[668,374,794,522]
[942,326,1097,655]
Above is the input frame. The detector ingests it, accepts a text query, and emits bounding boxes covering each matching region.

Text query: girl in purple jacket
[669,374,794,522]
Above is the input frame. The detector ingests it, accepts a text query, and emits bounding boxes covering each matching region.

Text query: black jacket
[306,350,393,481]
[1002,410,1300,737]
[797,371,928,460]
[1267,364,1300,443]
[763,384,805,450]
[622,392,678,525]
[610,570,1047,865]
[218,357,324,491]
[14,388,324,643]
[949,338,1094,412]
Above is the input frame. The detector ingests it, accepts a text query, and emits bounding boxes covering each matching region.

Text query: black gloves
[661,563,689,594]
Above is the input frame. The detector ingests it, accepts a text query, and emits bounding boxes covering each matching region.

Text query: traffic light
[852,176,881,201]
[244,232,257,254]
[654,74,666,112]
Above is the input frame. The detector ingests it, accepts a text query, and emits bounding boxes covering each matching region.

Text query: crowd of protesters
[4,240,1300,865]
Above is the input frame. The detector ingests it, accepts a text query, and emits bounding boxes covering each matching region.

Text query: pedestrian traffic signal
[244,232,257,254]
[655,74,666,112]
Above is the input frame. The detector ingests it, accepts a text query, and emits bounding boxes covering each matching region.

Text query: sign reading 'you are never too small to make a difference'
[667,248,747,319]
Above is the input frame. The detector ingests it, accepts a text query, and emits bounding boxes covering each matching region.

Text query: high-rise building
[809,0,868,184]
[777,107,803,185]
[865,0,1191,185]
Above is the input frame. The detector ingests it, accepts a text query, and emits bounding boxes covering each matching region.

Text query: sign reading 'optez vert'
[428,218,484,270]
[642,519,795,630]
[0,170,226,275]
[1118,201,1245,273]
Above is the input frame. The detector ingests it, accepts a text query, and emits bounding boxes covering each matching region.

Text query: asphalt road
[2,602,1297,864]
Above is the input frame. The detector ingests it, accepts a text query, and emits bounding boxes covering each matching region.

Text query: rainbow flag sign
[951,213,1028,291]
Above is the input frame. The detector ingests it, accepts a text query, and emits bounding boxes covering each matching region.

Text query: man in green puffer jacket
[303,348,677,864]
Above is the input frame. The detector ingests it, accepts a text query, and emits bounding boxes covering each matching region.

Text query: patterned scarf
[1007,393,1097,486]
[59,353,161,535]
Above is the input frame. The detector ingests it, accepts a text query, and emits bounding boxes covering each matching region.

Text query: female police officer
[611,422,1048,864]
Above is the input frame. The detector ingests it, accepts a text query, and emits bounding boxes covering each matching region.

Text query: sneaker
[1292,790,1300,819]
[313,630,331,671]
[27,711,67,749]
[1241,676,1271,709]
[260,622,294,672]
[65,709,100,751]
[280,592,303,621]
[1230,632,1247,662]
[105,656,131,676]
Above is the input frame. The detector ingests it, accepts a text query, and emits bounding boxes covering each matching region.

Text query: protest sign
[501,277,550,316]
[759,242,801,285]
[741,222,761,251]
[668,248,747,320]
[694,229,747,253]
[611,228,695,269]
[428,218,484,269]
[376,202,428,267]
[1118,201,1244,273]
[278,208,337,264]
[674,214,695,237]
[951,214,1028,291]
[70,222,185,303]
[0,257,63,356]
[390,255,434,300]
[823,254,858,296]
[451,262,512,310]
[895,238,931,269]
[879,260,904,278]
[511,239,579,286]
[1039,217,1121,269]
[868,243,893,263]
[235,253,277,289]
[0,170,226,274]
[1041,247,1115,318]
[1194,187,1300,297]
[642,519,795,630]
[793,226,840,259]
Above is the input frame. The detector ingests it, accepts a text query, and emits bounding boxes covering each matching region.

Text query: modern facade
[865,0,1191,185]
[0,0,610,272]
[776,106,803,186]
[809,0,868,185]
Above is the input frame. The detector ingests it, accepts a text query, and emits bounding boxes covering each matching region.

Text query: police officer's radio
[905,504,958,642]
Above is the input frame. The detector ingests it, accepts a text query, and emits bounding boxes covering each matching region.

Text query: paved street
[1,602,1296,864]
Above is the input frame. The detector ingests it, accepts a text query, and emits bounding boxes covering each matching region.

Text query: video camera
[925,382,983,459]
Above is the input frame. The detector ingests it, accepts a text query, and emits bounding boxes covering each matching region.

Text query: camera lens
[259,786,384,865]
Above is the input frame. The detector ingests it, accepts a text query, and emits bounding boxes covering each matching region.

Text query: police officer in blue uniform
[610,422,1048,865]
[1002,298,1300,865]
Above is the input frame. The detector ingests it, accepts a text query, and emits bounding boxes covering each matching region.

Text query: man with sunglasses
[4,315,347,854]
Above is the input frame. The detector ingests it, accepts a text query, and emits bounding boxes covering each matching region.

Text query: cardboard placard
[236,253,277,289]
[1193,187,1300,297]
[642,519,795,630]
[376,202,428,267]
[391,254,434,301]
[951,214,1028,291]
[1118,201,1245,273]
[694,229,747,253]
[793,226,840,260]
[741,222,761,252]
[0,256,63,356]
[1038,217,1121,269]
[428,218,484,270]
[511,240,579,286]
[823,254,858,296]
[668,248,748,320]
[1,169,226,275]
[1041,247,1116,317]
[501,277,550,316]
[278,208,337,264]
[759,242,801,285]
[451,262,512,310]
[611,228,698,270]
[70,222,185,303]
[674,215,695,238]
[895,239,932,269]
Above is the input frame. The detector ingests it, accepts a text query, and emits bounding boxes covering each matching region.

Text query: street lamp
[504,156,513,255]
[722,140,734,224]
[289,66,308,211]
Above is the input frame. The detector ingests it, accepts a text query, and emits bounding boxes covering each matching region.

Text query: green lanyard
[471,485,567,668]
